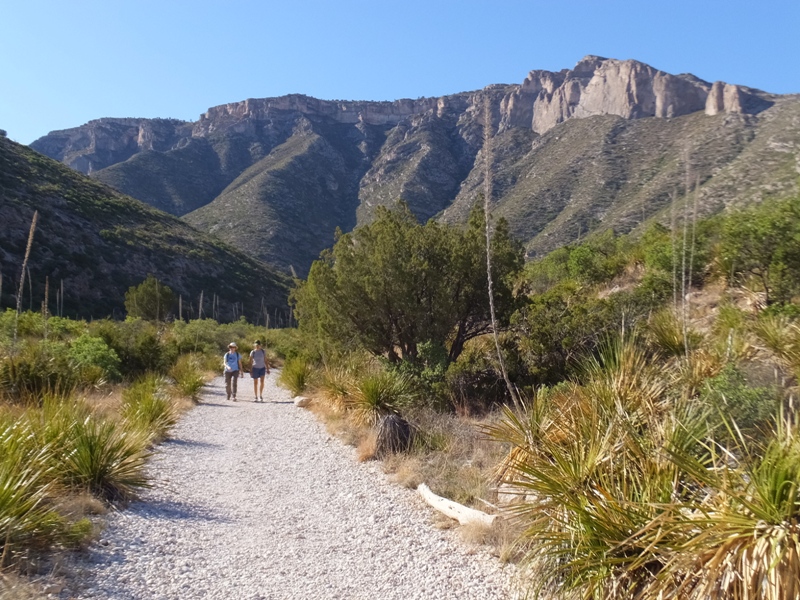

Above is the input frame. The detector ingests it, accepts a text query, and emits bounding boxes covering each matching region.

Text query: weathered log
[417,483,499,527]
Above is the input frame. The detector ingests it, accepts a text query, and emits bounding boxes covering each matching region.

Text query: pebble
[62,375,519,599]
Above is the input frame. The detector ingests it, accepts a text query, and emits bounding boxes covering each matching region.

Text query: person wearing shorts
[250,340,270,402]
[223,342,243,401]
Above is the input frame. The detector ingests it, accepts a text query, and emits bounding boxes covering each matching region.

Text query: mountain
[0,134,290,321]
[30,56,799,272]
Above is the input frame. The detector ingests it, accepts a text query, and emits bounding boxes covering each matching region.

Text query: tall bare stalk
[27,266,32,311]
[14,210,38,345]
[482,95,519,408]
[43,276,49,340]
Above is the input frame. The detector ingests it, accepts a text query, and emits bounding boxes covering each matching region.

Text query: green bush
[351,370,417,425]
[121,375,177,442]
[0,340,77,401]
[68,334,122,382]
[62,417,151,501]
[701,364,780,435]
[169,354,206,401]
[278,357,312,396]
[90,318,175,376]
[0,420,64,556]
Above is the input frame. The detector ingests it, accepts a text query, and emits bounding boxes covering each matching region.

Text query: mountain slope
[0,135,289,320]
[30,57,798,273]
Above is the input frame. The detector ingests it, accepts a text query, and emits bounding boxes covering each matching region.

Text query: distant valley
[29,56,800,276]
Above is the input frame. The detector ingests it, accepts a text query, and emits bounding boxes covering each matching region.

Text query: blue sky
[2,0,798,145]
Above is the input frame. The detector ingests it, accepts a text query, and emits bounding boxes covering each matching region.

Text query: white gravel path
[64,374,518,600]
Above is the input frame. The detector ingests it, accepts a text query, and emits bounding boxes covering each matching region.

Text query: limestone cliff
[28,56,791,275]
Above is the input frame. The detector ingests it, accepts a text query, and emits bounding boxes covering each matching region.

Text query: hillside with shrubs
[286,193,800,598]
[4,182,800,597]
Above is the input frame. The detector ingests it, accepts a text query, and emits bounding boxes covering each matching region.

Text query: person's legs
[231,371,238,399]
[253,377,258,399]
[223,371,229,399]
[258,376,265,399]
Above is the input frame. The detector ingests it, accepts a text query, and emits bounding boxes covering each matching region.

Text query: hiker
[250,339,271,402]
[223,342,243,401]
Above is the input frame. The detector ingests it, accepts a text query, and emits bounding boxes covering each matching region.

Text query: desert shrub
[261,328,311,361]
[61,417,151,501]
[68,334,122,382]
[172,318,223,355]
[701,364,780,436]
[121,375,177,442]
[169,354,206,401]
[350,370,418,426]
[90,318,174,376]
[0,340,76,401]
[278,357,313,396]
[443,337,510,414]
[646,308,704,356]
[45,316,87,340]
[0,420,64,557]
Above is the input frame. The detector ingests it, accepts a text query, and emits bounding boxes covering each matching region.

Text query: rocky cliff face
[30,118,190,174]
[29,56,790,274]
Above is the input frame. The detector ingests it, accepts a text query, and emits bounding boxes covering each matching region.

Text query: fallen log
[417,483,499,528]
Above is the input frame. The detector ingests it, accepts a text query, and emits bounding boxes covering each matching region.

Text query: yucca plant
[61,417,151,502]
[121,375,177,442]
[751,313,800,378]
[318,365,356,412]
[487,336,716,598]
[278,357,313,396]
[350,370,417,426]
[169,353,206,401]
[642,413,800,600]
[0,421,64,560]
[647,308,704,357]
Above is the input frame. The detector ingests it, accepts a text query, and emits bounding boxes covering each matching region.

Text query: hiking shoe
[259,396,264,402]
[232,397,237,402]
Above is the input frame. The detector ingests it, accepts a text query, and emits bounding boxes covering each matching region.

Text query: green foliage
[0,340,77,401]
[0,421,64,556]
[292,203,523,364]
[701,364,779,435]
[720,195,800,305]
[121,375,177,442]
[350,370,418,425]
[124,275,176,321]
[62,417,151,501]
[90,318,176,376]
[169,354,206,401]
[68,334,122,382]
[278,357,313,396]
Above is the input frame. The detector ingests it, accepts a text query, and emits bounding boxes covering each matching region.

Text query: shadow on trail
[161,438,222,450]
[130,498,231,524]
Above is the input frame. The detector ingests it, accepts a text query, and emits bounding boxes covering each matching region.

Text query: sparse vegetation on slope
[0,136,290,320]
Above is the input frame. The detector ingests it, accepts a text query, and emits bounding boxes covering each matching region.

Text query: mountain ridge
[28,56,797,274]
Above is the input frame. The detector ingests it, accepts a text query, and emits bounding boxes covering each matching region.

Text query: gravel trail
[65,375,517,600]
